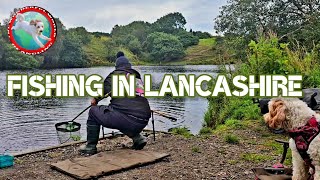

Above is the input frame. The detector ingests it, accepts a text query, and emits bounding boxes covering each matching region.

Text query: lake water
[0,65,219,153]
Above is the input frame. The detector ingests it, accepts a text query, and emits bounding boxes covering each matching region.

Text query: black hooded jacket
[101,68,151,120]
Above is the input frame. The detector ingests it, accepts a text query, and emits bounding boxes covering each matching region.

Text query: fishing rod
[70,92,111,122]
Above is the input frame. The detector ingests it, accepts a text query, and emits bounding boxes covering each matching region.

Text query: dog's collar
[288,116,319,178]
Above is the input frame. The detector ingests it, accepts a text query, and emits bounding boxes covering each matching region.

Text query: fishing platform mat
[50,149,170,179]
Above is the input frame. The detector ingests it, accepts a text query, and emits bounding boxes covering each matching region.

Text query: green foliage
[266,144,292,166]
[169,127,193,138]
[111,12,200,62]
[111,21,151,43]
[176,30,199,48]
[152,12,186,34]
[59,32,88,68]
[242,34,320,88]
[205,94,260,128]
[224,134,239,144]
[68,27,92,45]
[121,35,143,55]
[247,35,290,75]
[199,127,214,135]
[145,32,185,62]
[83,36,113,66]
[224,119,243,129]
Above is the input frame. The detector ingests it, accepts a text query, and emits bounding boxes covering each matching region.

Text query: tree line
[0,11,211,70]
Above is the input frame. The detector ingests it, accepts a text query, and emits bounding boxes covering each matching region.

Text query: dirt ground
[0,120,290,180]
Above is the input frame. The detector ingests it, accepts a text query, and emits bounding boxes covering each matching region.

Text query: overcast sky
[0,0,228,34]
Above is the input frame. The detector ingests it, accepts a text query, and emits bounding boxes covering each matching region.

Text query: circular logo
[8,6,57,55]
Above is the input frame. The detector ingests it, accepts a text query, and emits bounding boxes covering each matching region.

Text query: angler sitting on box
[79,52,151,155]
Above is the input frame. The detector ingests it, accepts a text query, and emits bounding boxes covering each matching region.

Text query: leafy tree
[111,21,151,43]
[111,21,150,57]
[176,30,199,48]
[59,32,88,68]
[68,27,92,45]
[144,32,185,62]
[152,12,187,34]
[215,0,320,47]
[125,35,142,55]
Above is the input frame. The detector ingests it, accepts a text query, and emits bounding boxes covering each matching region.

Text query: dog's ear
[30,20,42,26]
[264,99,287,128]
[30,20,36,26]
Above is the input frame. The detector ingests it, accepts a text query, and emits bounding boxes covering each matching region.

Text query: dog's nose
[39,30,43,33]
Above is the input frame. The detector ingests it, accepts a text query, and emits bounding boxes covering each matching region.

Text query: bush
[199,127,214,135]
[224,134,239,144]
[144,32,185,62]
[176,30,199,48]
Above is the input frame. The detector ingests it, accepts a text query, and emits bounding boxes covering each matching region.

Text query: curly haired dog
[264,98,320,180]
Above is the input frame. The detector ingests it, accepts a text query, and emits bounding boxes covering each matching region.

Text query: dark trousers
[87,105,148,137]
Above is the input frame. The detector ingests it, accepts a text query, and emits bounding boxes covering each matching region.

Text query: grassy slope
[164,38,218,65]
[83,36,113,66]
[83,36,144,66]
